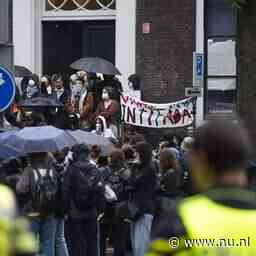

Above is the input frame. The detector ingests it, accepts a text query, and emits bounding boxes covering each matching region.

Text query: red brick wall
[136,0,196,103]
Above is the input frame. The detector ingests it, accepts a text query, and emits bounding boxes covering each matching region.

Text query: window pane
[207,0,237,37]
[45,0,116,11]
[207,78,236,113]
[208,39,236,76]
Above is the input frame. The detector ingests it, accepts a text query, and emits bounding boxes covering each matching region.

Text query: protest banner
[121,94,194,128]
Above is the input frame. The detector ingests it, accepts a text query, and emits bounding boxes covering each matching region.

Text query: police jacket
[148,187,256,256]
[0,184,38,256]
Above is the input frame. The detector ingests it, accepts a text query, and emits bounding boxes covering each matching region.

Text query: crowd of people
[0,116,198,256]
[1,114,256,256]
[1,70,256,256]
[4,71,123,141]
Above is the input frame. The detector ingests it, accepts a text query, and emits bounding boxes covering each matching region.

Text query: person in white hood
[92,115,117,142]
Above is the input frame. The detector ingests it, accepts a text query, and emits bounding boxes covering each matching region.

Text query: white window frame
[42,0,116,21]
[34,0,116,76]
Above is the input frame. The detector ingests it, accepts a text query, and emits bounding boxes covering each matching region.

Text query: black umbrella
[14,65,33,77]
[17,96,63,108]
[70,57,121,76]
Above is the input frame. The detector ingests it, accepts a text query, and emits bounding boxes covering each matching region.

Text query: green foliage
[229,0,247,9]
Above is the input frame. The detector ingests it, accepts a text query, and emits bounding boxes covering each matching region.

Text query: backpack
[31,168,58,214]
[73,164,105,211]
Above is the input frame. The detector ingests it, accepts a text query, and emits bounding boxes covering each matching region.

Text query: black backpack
[73,164,104,211]
[31,168,58,213]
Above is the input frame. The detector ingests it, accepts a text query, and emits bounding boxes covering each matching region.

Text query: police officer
[0,184,38,255]
[148,120,256,256]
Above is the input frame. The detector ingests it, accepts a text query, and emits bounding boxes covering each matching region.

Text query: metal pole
[192,96,197,129]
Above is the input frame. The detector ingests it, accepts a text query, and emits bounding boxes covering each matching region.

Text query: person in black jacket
[154,148,182,221]
[50,74,72,129]
[129,142,156,256]
[63,144,104,256]
[101,149,130,256]
[52,151,69,256]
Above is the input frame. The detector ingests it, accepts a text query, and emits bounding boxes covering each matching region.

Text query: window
[45,0,116,11]
[206,0,237,113]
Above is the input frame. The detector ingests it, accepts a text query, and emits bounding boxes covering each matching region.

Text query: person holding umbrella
[13,126,76,256]
[67,72,95,130]
[70,57,122,106]
[16,152,58,256]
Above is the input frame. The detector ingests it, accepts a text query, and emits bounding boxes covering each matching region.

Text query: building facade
[13,0,136,92]
[12,0,256,129]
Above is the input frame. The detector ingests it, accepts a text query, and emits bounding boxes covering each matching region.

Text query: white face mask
[71,83,83,98]
[96,123,102,134]
[102,92,110,101]
[56,87,64,93]
[41,77,48,83]
[26,80,39,98]
[47,86,52,94]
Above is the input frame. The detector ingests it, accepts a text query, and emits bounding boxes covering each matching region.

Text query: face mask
[26,80,39,98]
[102,92,110,100]
[128,81,133,89]
[41,77,48,83]
[56,87,64,93]
[71,83,82,97]
[96,123,102,134]
[47,86,52,94]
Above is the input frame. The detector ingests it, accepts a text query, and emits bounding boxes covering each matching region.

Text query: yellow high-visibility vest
[148,190,256,256]
[0,185,16,256]
[178,192,256,255]
[0,184,38,255]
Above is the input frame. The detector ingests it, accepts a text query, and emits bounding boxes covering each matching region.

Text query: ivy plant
[229,0,248,9]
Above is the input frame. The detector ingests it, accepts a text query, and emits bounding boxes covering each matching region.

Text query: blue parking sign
[0,66,16,112]
[196,54,203,78]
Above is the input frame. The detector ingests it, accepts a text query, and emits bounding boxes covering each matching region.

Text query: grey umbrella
[14,65,33,77]
[8,126,77,154]
[67,130,114,155]
[70,57,121,76]
[0,144,24,161]
[0,130,18,144]
[17,96,63,108]
[0,127,19,133]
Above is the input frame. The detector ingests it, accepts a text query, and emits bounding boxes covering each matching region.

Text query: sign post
[185,87,202,97]
[193,52,204,88]
[0,66,16,113]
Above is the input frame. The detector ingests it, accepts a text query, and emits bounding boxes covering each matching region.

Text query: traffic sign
[185,87,202,97]
[0,66,16,112]
[193,52,204,87]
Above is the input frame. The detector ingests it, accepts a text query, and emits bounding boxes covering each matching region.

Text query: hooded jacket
[92,115,117,142]
[63,158,103,219]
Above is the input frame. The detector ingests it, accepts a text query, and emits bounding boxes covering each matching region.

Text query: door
[43,20,115,79]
